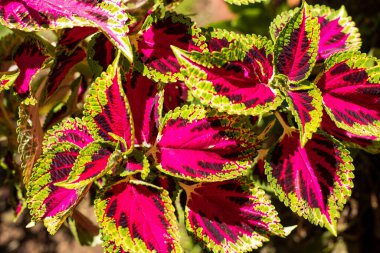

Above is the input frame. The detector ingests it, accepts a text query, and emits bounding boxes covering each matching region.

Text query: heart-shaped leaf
[95,180,181,253]
[174,34,283,116]
[181,180,284,252]
[155,105,257,182]
[315,51,380,139]
[265,131,354,235]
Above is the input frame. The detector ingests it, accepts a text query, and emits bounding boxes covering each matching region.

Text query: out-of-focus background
[1,0,380,252]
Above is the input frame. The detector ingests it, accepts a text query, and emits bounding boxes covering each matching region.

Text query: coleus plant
[0,0,379,252]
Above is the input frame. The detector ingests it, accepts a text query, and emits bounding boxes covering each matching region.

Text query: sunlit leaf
[0,71,19,93]
[43,117,94,152]
[274,3,319,83]
[311,5,361,62]
[321,112,380,154]
[0,0,133,61]
[181,180,284,252]
[124,71,159,146]
[58,141,120,189]
[284,82,323,146]
[155,105,257,182]
[83,59,134,152]
[265,131,354,235]
[315,51,380,139]
[95,180,182,253]
[174,34,283,116]
[27,143,88,234]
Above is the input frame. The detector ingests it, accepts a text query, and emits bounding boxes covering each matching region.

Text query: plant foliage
[0,0,379,252]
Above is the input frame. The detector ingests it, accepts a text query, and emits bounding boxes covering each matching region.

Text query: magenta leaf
[27,143,88,234]
[315,51,380,138]
[84,60,134,153]
[321,111,380,153]
[137,13,203,83]
[181,180,284,252]
[13,38,50,97]
[95,180,181,252]
[43,117,94,151]
[155,105,257,182]
[311,5,361,62]
[0,0,133,61]
[174,34,283,116]
[58,141,121,189]
[284,82,323,146]
[265,131,354,235]
[124,71,159,146]
[46,46,86,97]
[274,3,320,83]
